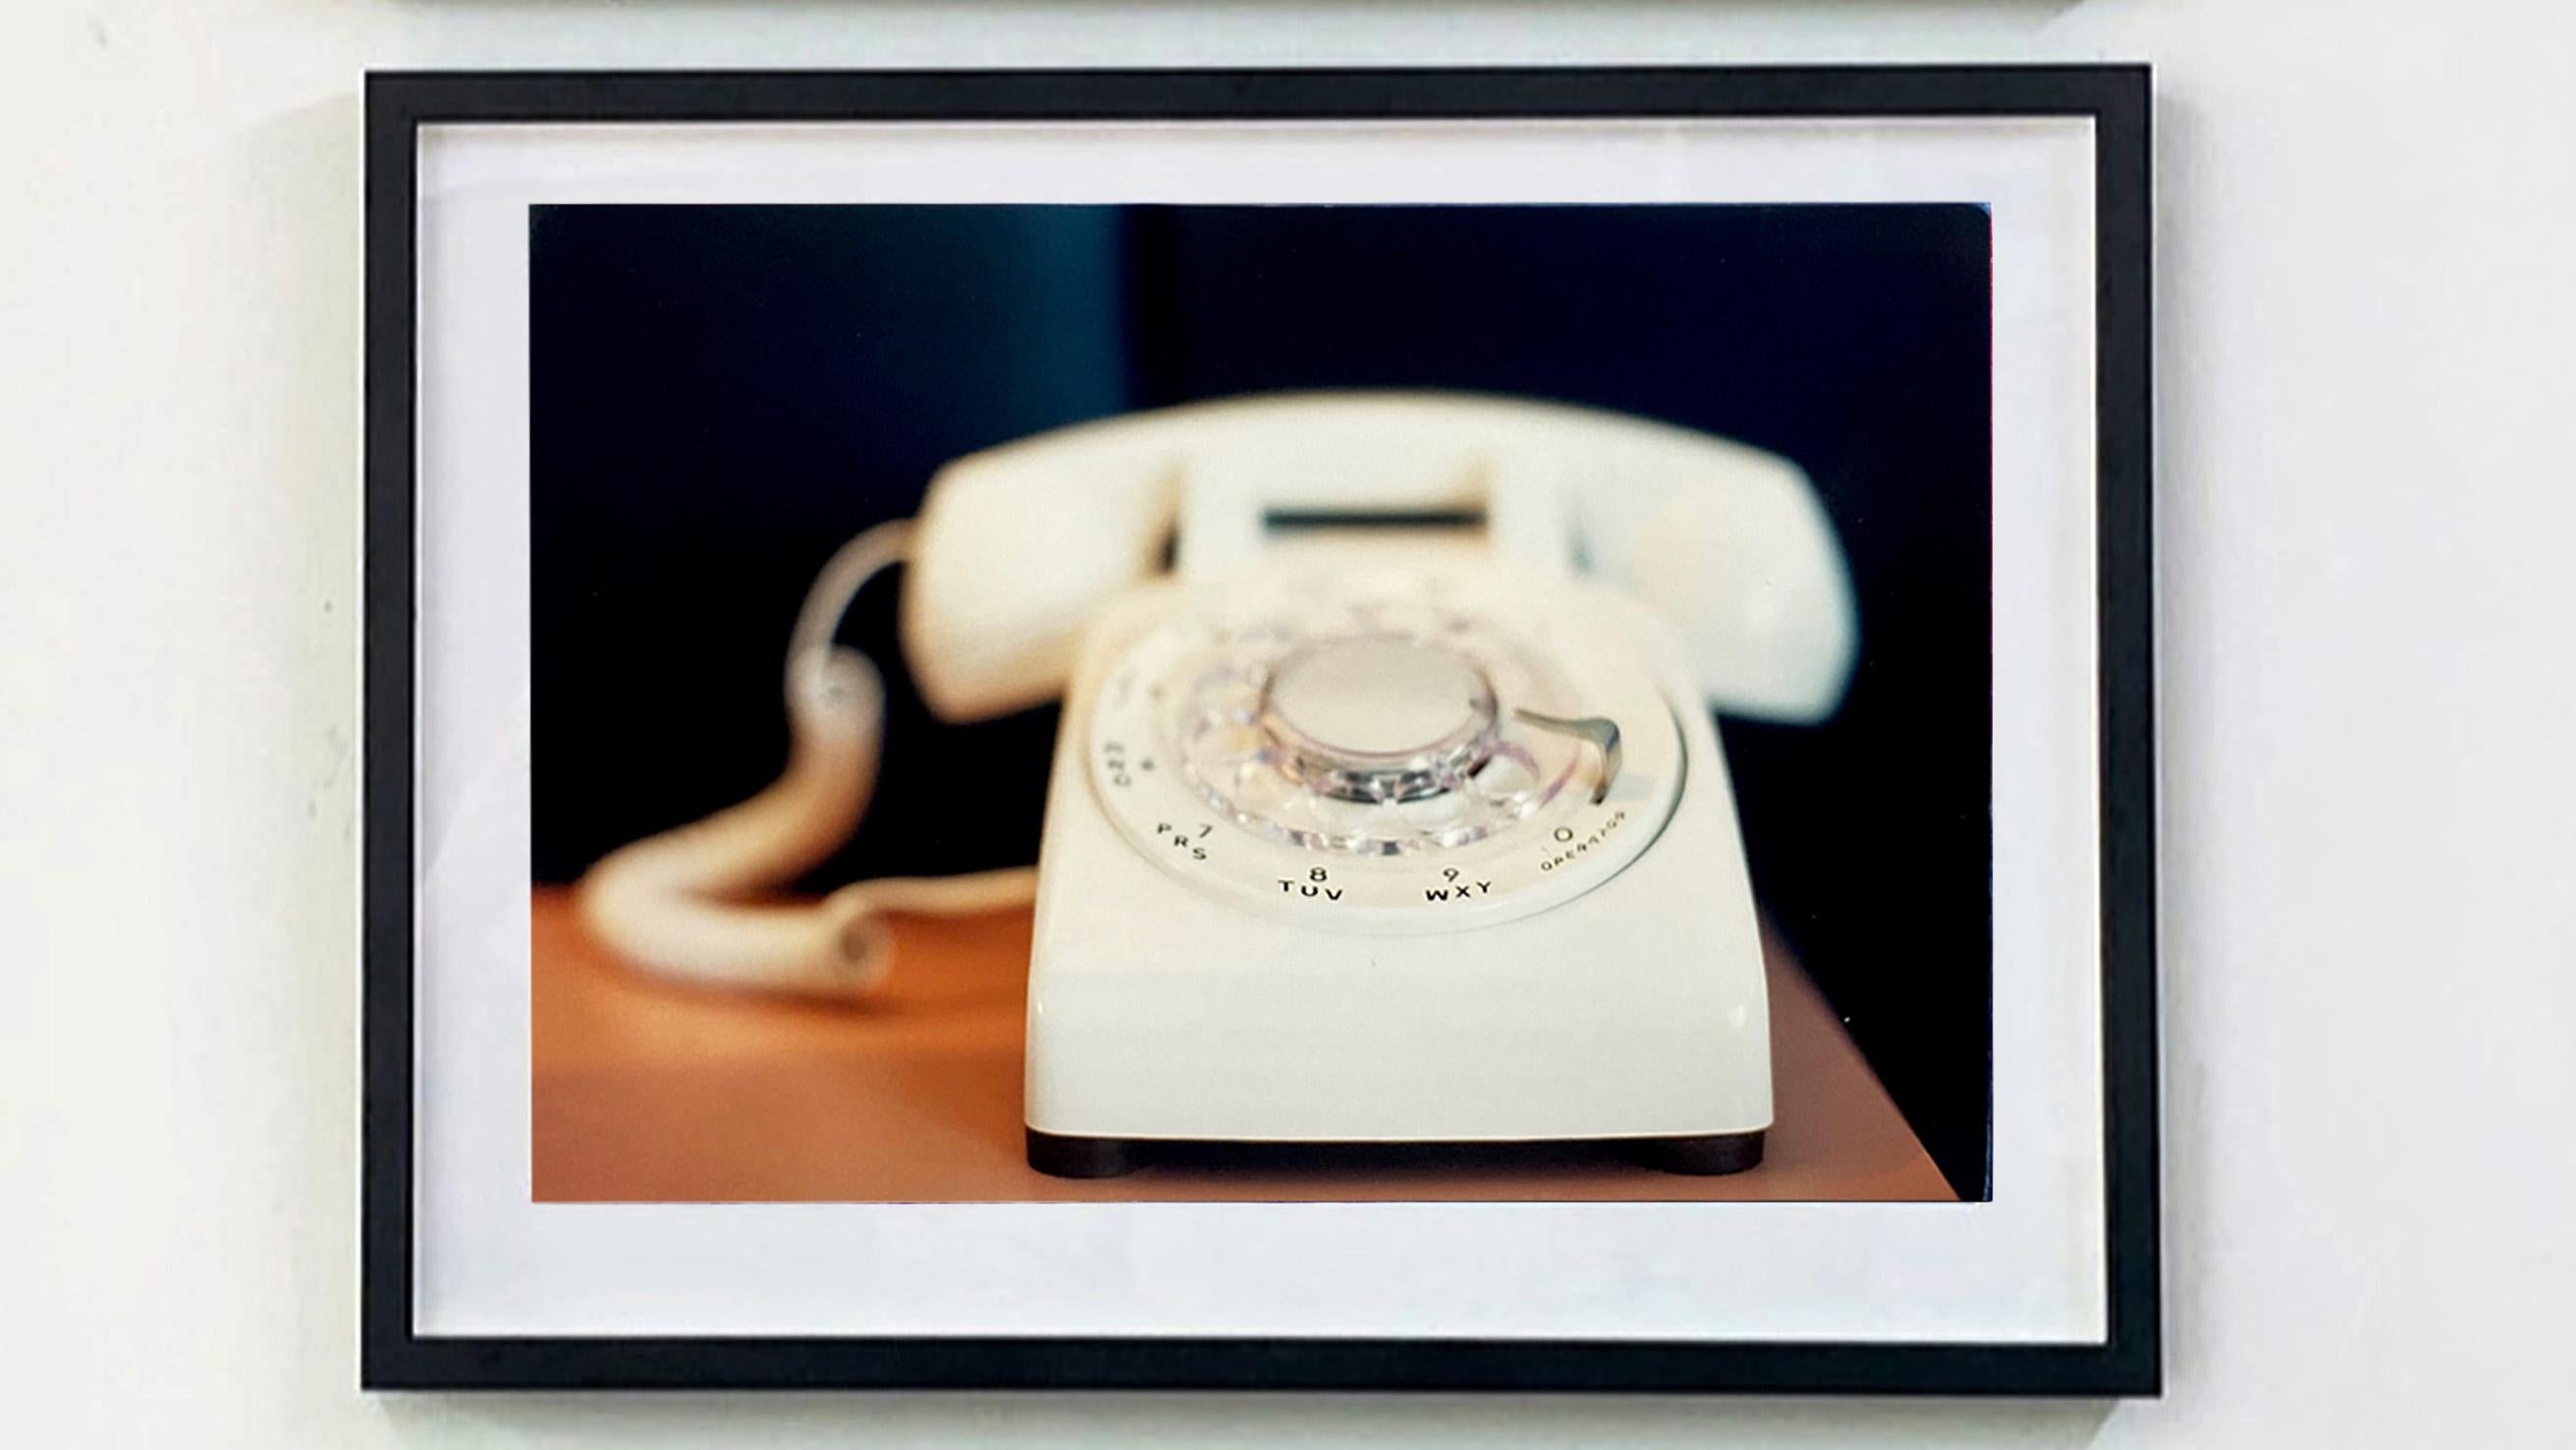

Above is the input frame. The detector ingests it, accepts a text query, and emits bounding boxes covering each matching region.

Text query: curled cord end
[574,517,1032,1001]
[821,895,897,995]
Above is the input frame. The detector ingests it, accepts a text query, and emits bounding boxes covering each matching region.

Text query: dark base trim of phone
[1023,1128,1767,1179]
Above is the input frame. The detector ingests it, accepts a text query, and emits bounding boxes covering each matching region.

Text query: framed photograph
[364,65,2156,1393]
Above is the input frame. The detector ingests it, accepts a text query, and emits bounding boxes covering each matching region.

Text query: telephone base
[1022,1130,1766,1180]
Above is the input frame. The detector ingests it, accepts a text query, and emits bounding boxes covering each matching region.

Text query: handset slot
[1260,506,1487,533]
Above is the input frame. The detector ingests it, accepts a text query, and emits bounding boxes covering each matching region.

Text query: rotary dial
[1171,603,1592,857]
[1084,564,1688,933]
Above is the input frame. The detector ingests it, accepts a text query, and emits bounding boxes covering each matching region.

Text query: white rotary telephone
[578,391,1856,1177]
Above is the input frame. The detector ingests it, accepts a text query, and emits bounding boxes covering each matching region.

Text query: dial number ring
[1085,568,1688,934]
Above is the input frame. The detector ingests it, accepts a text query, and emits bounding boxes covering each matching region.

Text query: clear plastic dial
[1082,562,1690,934]
[1168,599,1593,856]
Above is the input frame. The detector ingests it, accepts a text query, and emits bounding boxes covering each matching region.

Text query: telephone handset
[578,391,1855,1175]
[901,391,1854,724]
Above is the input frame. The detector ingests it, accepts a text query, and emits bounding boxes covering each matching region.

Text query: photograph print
[527,198,1994,1206]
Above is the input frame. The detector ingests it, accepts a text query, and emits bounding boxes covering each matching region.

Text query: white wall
[5,0,2571,1443]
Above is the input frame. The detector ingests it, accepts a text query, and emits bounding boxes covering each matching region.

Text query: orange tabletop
[532,887,1956,1203]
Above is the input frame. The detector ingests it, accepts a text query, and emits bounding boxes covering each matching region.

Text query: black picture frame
[363,65,2157,1395]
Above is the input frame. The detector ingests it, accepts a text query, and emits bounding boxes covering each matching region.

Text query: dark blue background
[528,203,1994,1197]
